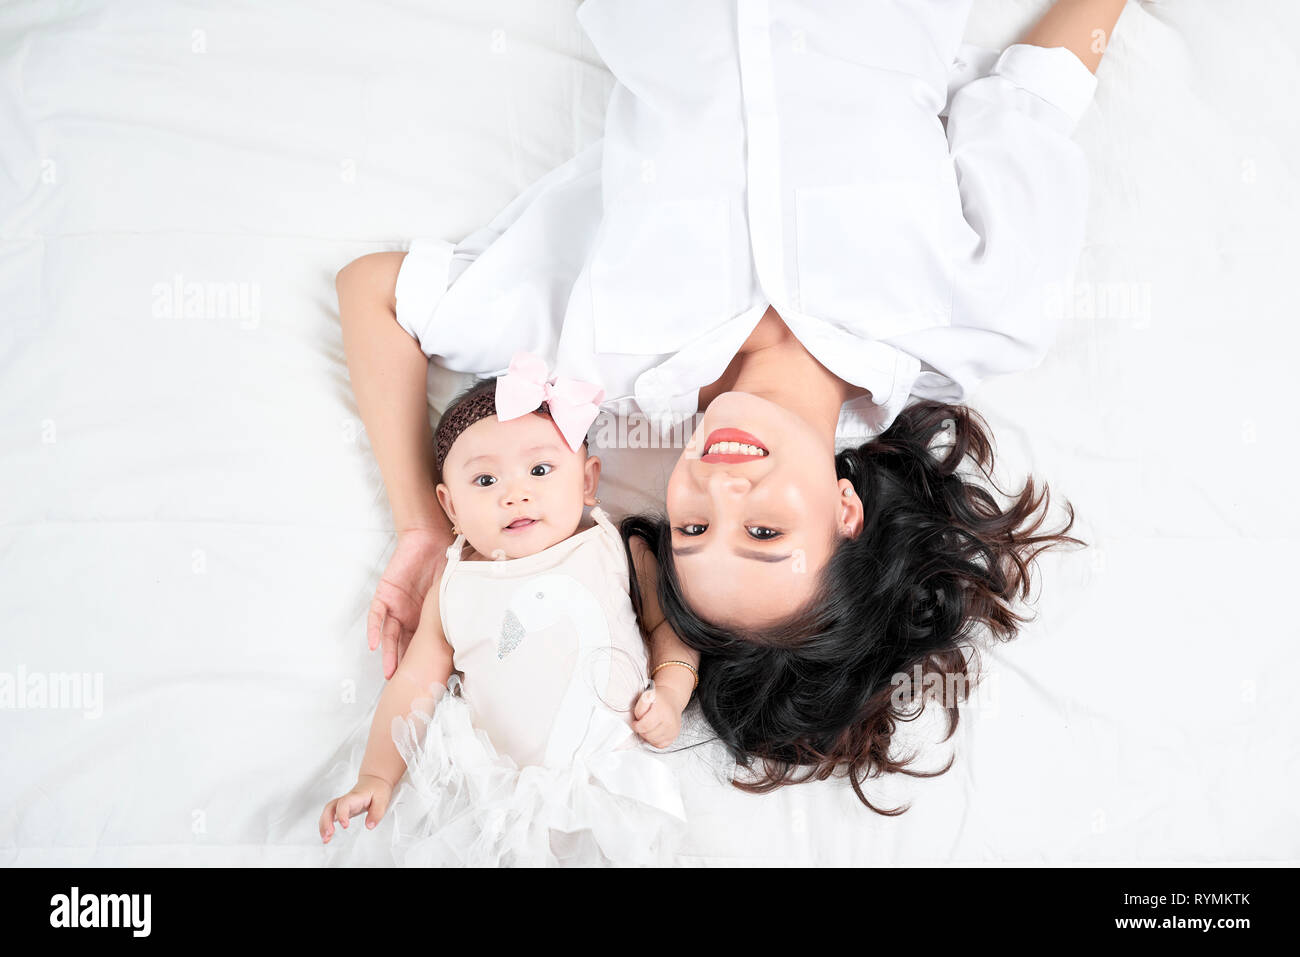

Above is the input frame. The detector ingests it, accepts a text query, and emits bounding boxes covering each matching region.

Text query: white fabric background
[1,0,1296,865]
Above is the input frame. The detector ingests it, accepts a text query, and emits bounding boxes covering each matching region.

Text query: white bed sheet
[1,0,1297,866]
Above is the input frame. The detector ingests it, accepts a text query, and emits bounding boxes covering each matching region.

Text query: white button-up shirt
[395,0,1098,440]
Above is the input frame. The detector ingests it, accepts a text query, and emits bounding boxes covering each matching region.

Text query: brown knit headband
[436,378,582,475]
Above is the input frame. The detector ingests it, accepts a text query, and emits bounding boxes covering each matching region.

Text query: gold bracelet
[651,659,699,692]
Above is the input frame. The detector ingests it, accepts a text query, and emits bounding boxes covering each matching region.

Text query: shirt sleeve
[393,138,605,370]
[887,43,1098,404]
[939,42,1000,119]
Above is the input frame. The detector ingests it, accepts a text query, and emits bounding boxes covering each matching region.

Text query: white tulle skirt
[388,677,687,867]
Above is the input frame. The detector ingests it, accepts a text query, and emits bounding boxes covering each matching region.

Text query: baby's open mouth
[504,518,538,532]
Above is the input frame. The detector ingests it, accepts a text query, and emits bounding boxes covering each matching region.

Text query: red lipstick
[700,428,768,464]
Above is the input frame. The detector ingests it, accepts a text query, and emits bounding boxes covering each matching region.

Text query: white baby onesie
[388,508,686,867]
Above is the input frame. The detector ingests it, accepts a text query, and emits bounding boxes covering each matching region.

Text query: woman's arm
[337,252,445,537]
[887,0,1121,403]
[337,253,452,678]
[1020,0,1130,74]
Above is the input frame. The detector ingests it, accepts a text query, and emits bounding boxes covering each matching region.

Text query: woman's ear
[837,478,864,538]
[435,483,457,528]
[583,455,603,507]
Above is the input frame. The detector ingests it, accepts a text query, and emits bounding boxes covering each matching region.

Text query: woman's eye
[746,526,781,541]
[530,463,554,477]
[677,523,707,536]
[473,475,497,487]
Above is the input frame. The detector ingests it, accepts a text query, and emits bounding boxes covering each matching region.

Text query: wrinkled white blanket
[1,0,1296,865]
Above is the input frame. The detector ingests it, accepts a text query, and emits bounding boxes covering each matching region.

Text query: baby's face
[436,412,601,560]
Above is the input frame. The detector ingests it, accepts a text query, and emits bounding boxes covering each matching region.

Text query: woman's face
[665,391,863,629]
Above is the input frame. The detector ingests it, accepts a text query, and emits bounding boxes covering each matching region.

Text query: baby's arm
[628,537,701,748]
[319,580,456,842]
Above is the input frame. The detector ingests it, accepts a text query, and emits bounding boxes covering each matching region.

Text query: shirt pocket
[589,196,733,355]
[794,180,953,341]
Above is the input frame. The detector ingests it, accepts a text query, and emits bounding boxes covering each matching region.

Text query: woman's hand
[369,528,449,679]
[319,774,394,843]
[632,673,692,749]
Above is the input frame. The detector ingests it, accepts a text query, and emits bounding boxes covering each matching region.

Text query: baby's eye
[530,463,554,477]
[473,474,497,487]
[676,523,707,536]
[746,526,781,541]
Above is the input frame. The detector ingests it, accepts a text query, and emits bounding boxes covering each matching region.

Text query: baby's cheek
[567,470,591,509]
[554,481,588,535]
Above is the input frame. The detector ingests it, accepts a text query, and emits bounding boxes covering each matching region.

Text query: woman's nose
[708,471,751,497]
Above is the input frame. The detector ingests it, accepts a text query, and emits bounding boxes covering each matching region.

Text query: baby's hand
[319,774,393,843]
[632,678,689,749]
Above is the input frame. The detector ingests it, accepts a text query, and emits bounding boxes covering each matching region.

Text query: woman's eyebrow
[671,545,791,563]
[735,549,792,563]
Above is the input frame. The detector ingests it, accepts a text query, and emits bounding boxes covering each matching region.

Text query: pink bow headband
[495,353,605,453]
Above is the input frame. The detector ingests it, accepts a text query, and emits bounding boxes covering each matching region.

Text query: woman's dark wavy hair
[621,399,1084,815]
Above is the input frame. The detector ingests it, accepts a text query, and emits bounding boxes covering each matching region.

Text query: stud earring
[451,524,460,536]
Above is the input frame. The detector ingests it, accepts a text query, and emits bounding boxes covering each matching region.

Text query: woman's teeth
[705,442,767,456]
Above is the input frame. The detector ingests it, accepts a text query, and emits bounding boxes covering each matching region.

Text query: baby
[319,354,697,866]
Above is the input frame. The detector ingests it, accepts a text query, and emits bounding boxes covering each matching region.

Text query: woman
[336,0,1127,808]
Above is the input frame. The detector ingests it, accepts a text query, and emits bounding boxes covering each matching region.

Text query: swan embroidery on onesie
[497,609,526,660]
[495,586,557,660]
